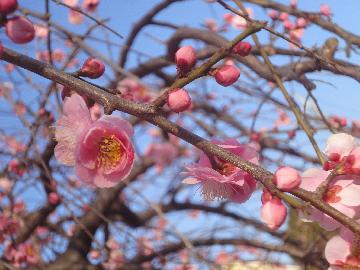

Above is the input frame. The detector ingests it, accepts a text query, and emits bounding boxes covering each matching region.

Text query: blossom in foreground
[300,168,360,231]
[324,133,360,174]
[183,139,258,203]
[55,94,135,187]
[325,229,360,269]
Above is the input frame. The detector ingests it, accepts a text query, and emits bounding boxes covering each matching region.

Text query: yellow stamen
[97,135,123,170]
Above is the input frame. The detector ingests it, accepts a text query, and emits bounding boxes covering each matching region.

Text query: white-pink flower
[183,139,259,203]
[300,168,360,231]
[55,94,135,188]
[325,230,360,268]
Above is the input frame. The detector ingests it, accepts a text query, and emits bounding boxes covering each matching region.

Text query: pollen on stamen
[97,135,123,170]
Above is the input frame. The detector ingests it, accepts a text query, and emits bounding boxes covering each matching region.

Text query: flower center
[323,185,342,203]
[217,162,237,176]
[97,135,123,170]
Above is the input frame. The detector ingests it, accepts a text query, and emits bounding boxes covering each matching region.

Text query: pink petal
[182,178,200,184]
[55,94,92,166]
[97,115,133,137]
[338,183,360,206]
[300,168,329,192]
[325,133,357,158]
[324,235,350,264]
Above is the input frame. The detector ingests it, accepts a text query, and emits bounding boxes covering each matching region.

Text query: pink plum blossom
[68,9,84,24]
[183,139,259,203]
[145,142,178,172]
[320,4,332,17]
[325,230,360,269]
[300,168,360,231]
[323,133,360,174]
[55,94,135,188]
[117,78,154,103]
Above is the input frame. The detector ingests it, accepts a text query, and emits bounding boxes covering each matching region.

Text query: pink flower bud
[79,57,105,79]
[261,198,287,230]
[0,0,17,15]
[175,45,197,74]
[83,0,99,12]
[268,10,278,20]
[214,65,240,87]
[320,4,331,17]
[232,41,251,57]
[167,88,191,113]
[279,12,289,21]
[273,166,301,191]
[5,16,35,44]
[48,192,60,205]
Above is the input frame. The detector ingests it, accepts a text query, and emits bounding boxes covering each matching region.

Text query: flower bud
[232,41,251,57]
[268,10,278,20]
[214,65,240,87]
[296,17,308,28]
[48,192,60,205]
[273,166,301,191]
[320,4,331,17]
[5,16,35,44]
[279,12,289,21]
[167,88,191,113]
[0,0,17,15]
[83,0,99,12]
[175,45,197,74]
[261,198,287,230]
[79,57,105,79]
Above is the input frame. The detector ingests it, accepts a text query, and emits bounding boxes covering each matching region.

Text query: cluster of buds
[0,0,35,45]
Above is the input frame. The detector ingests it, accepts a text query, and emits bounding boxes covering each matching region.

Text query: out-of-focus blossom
[0,0,17,15]
[145,142,178,171]
[82,0,99,12]
[117,78,154,103]
[68,9,84,24]
[5,16,35,44]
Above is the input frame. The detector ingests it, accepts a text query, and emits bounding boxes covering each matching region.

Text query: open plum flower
[55,94,135,188]
[183,139,259,203]
[325,229,360,269]
[300,168,360,231]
